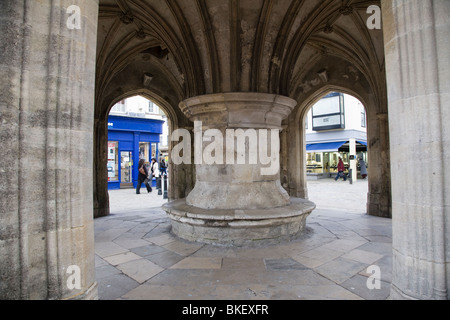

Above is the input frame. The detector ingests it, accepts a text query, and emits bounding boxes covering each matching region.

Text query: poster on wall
[107,161,116,178]
[108,142,116,160]
[107,141,119,181]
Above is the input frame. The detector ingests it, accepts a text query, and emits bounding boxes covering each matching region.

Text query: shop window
[306,152,323,174]
[139,142,150,161]
[151,142,157,159]
[107,141,119,181]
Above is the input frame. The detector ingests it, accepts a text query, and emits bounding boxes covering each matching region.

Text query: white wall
[305,93,366,134]
[110,95,169,149]
[110,95,163,119]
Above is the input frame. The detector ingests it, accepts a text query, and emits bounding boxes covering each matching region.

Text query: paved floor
[94,178,392,300]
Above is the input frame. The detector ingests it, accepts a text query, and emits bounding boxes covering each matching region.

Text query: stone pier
[0,0,99,299]
[163,93,315,246]
[383,0,449,300]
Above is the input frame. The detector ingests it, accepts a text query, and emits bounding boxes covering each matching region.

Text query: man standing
[159,157,167,176]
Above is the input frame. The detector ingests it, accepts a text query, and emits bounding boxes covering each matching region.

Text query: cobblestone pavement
[95,178,392,300]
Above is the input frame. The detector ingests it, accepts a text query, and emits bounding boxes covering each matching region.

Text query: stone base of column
[162,198,315,246]
[65,282,98,300]
[389,284,418,300]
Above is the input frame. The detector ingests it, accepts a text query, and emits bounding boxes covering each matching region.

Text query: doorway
[120,151,133,188]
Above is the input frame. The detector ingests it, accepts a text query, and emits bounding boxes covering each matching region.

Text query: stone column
[0,0,99,299]
[382,0,449,299]
[163,93,315,246]
[366,112,391,217]
[285,111,308,200]
[93,117,110,218]
[349,138,357,182]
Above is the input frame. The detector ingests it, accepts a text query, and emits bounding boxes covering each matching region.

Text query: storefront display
[107,115,164,189]
[120,151,133,186]
[306,150,368,178]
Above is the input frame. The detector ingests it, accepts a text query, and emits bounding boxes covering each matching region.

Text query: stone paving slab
[116,258,165,283]
[170,257,223,269]
[95,179,393,300]
[103,251,143,266]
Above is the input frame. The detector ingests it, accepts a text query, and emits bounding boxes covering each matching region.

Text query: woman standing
[359,158,368,179]
[136,159,152,194]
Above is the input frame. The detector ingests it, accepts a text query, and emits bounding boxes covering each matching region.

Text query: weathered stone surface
[1,0,448,301]
[179,92,296,210]
[382,0,450,300]
[163,197,315,246]
[0,0,99,300]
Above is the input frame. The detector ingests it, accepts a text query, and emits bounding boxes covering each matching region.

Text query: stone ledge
[162,198,315,246]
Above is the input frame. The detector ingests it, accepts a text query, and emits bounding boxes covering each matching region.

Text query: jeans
[136,178,152,193]
[335,171,346,181]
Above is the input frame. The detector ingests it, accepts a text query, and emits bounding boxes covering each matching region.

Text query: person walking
[359,158,368,179]
[136,159,152,194]
[159,158,167,176]
[335,156,347,181]
[151,157,160,190]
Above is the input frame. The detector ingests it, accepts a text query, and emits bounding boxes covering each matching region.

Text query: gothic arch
[283,82,391,218]
[93,85,194,218]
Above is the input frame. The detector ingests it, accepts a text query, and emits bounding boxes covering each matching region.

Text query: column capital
[179,92,297,129]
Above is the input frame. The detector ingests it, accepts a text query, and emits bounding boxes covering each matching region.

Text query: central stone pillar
[163,93,315,246]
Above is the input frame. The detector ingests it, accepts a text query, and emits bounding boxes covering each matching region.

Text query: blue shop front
[107,115,164,190]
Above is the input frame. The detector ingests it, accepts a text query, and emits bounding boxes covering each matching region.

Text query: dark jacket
[138,164,149,181]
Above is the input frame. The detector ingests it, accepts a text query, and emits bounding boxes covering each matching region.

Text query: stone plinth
[163,92,315,245]
[164,198,315,246]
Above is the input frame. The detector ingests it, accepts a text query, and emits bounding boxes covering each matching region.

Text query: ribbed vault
[96,0,385,104]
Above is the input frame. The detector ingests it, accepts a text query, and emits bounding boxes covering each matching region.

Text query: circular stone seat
[162,197,315,246]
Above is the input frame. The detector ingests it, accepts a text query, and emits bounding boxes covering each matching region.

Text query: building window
[361,106,366,128]
[311,92,345,131]
[148,101,154,113]
[111,100,126,113]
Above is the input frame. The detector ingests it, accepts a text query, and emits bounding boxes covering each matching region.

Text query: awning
[357,141,367,146]
[306,141,347,152]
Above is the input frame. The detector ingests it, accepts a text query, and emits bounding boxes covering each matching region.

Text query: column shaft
[0,0,99,299]
[382,0,449,299]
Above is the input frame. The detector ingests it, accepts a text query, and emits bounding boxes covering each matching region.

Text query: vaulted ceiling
[96,0,385,116]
